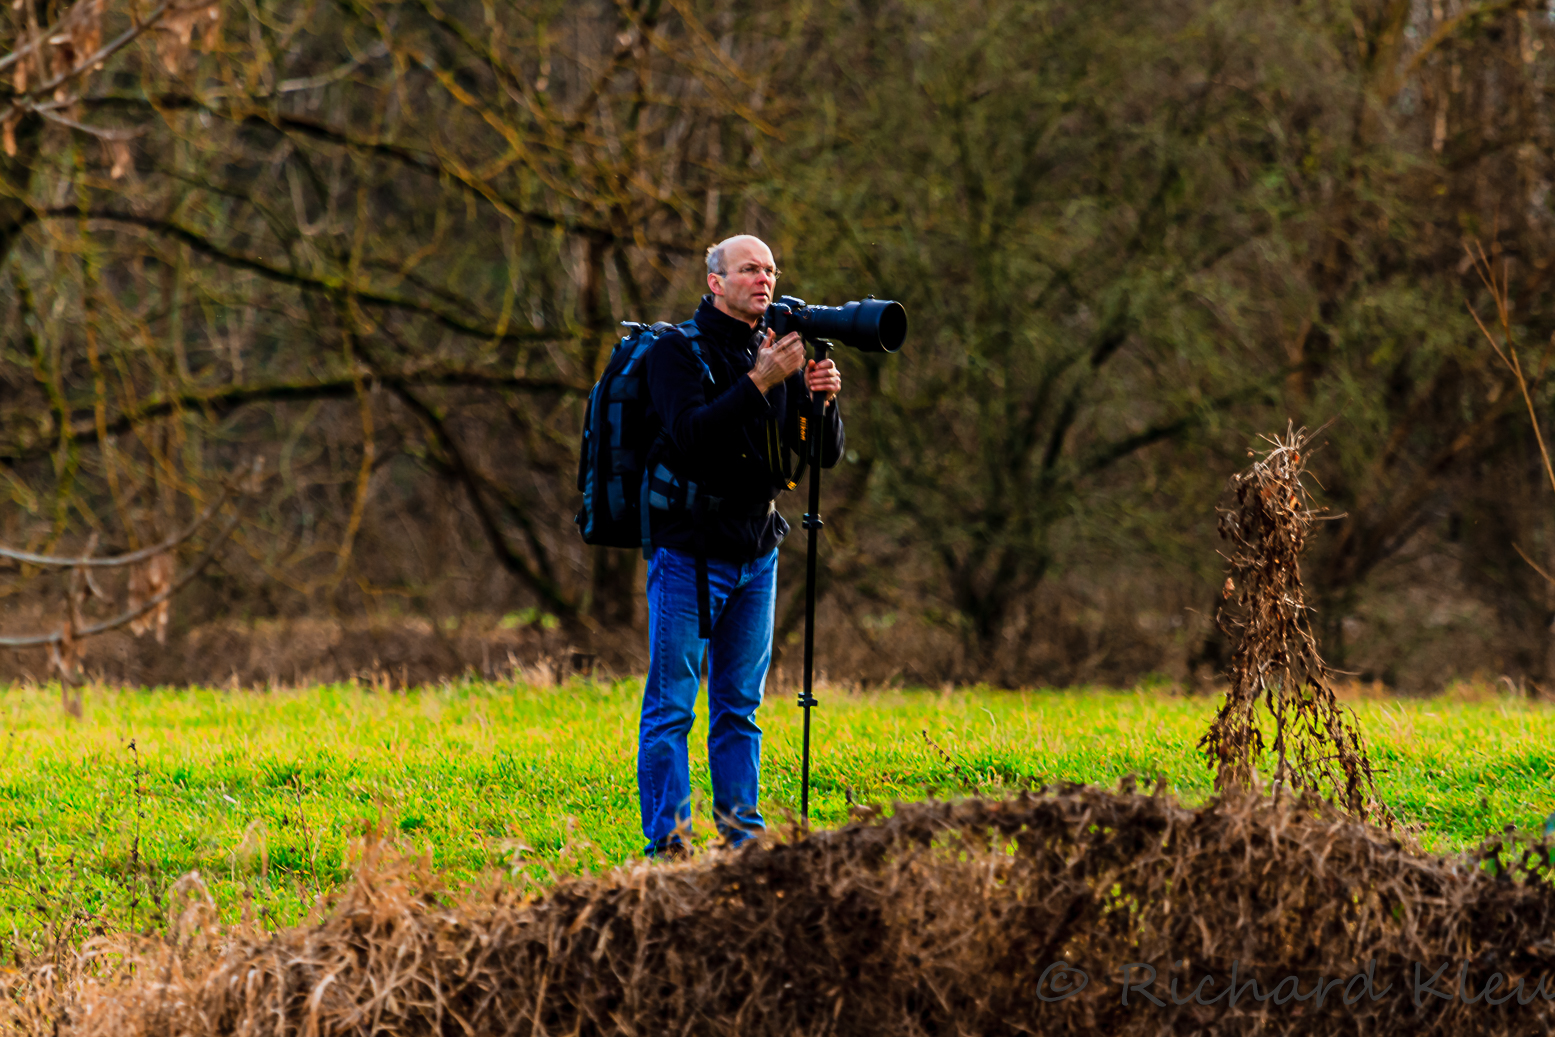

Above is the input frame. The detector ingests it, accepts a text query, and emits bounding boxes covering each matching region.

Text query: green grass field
[1,678,1551,950]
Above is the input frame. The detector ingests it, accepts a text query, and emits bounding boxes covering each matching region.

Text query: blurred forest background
[3,0,1555,692]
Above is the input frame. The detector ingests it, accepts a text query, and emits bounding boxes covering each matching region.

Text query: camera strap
[785,413,809,491]
[766,416,795,491]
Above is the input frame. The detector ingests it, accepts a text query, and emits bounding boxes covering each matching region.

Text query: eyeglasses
[721,262,780,280]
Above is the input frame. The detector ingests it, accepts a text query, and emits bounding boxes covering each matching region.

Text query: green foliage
[1,679,1552,952]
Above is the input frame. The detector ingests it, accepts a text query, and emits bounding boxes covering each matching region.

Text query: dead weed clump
[8,786,1555,1035]
[1201,425,1393,826]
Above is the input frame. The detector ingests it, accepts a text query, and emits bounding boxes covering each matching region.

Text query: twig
[1513,543,1555,586]
[921,729,979,792]
[128,738,143,933]
[0,0,94,76]
[0,0,179,123]
[1466,240,1555,581]
[291,774,320,897]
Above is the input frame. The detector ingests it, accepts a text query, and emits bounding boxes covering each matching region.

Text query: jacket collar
[693,296,762,350]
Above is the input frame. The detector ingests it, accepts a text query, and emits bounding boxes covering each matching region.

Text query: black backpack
[575,318,711,556]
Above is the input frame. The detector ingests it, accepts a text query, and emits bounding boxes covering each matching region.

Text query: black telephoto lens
[767,295,907,353]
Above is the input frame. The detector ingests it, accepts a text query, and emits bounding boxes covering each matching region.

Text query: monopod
[763,295,905,826]
[796,338,827,828]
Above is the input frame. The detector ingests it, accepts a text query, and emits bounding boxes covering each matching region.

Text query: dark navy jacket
[643,296,844,562]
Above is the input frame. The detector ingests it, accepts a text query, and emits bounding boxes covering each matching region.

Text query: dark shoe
[714,828,764,852]
[651,839,690,861]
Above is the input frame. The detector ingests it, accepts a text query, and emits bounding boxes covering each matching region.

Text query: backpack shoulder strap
[676,318,714,385]
[617,326,661,375]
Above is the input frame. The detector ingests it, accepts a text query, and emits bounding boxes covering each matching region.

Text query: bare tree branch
[0,457,262,648]
[0,368,584,463]
[77,95,701,253]
[0,483,231,567]
[20,207,578,345]
[384,379,579,620]
[0,1,88,77]
[0,511,242,647]
[0,0,194,128]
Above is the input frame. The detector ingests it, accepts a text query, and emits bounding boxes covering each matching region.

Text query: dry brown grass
[7,784,1555,1035]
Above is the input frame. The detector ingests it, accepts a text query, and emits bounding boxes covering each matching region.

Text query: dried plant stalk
[1199,424,1393,826]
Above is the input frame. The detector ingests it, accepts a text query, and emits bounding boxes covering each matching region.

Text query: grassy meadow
[0,678,1552,949]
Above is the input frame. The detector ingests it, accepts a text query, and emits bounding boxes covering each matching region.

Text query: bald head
[706,235,779,326]
[705,234,770,277]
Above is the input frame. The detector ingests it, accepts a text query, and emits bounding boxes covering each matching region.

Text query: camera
[763,295,906,353]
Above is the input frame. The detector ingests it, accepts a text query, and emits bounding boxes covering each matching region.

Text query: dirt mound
[10,785,1555,1035]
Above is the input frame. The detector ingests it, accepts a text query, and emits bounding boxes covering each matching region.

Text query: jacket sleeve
[782,372,845,468]
[646,332,773,465]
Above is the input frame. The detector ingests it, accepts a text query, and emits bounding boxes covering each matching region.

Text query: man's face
[709,238,778,325]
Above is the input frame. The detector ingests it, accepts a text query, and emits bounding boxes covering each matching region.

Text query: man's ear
[707,272,723,297]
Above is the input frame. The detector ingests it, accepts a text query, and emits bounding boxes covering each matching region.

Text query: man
[637,234,843,858]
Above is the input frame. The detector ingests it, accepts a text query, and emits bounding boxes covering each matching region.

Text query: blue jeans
[639,545,777,855]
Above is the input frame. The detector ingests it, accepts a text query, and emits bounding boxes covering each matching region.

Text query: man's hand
[748,329,806,393]
[805,358,841,403]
